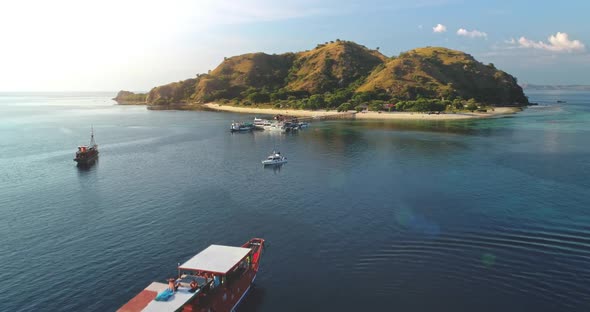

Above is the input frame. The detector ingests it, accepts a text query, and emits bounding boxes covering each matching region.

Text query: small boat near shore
[74,127,98,166]
[262,151,287,165]
[253,117,271,129]
[118,238,265,312]
[230,122,254,132]
[256,116,309,132]
[263,122,286,132]
[262,122,303,132]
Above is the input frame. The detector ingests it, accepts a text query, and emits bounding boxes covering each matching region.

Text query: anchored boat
[263,122,285,132]
[230,122,254,133]
[74,127,98,165]
[262,151,287,166]
[253,117,271,130]
[118,238,265,312]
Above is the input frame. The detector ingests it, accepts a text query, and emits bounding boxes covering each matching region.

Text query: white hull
[264,126,284,132]
[262,159,287,165]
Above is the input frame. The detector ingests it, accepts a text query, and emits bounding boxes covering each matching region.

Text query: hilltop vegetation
[285,41,386,93]
[358,47,527,105]
[145,40,528,111]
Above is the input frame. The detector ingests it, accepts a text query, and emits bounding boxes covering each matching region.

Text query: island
[113,90,147,105]
[521,84,590,91]
[121,40,530,120]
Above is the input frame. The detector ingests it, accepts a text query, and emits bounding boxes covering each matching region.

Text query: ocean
[0,91,589,311]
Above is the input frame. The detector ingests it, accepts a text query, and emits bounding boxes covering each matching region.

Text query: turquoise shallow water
[0,91,589,311]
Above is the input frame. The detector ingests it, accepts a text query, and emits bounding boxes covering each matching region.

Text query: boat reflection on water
[76,158,98,171]
[263,163,284,173]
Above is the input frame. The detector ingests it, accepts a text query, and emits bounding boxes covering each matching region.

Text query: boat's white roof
[142,286,199,312]
[178,244,251,274]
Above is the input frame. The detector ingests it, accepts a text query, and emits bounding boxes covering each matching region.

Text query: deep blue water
[0,91,589,311]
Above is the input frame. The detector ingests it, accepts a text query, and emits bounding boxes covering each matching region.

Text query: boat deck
[118,277,211,312]
[117,282,167,312]
[142,285,200,312]
[118,239,264,312]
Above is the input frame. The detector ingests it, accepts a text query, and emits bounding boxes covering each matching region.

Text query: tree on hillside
[368,100,385,111]
[325,91,349,108]
[308,94,325,109]
[337,102,352,112]
[466,98,478,112]
[352,92,374,105]
[247,91,270,104]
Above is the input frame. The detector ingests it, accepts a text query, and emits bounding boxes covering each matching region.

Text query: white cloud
[457,28,487,38]
[515,32,585,53]
[418,25,423,29]
[433,24,447,33]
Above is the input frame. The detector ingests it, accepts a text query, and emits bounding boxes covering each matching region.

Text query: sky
[0,0,589,91]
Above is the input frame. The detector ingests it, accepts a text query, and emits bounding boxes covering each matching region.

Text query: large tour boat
[118,238,265,312]
[74,127,98,165]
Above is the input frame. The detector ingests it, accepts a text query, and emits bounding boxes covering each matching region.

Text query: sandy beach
[203,103,521,120]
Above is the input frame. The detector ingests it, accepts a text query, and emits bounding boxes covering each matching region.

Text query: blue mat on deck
[155,289,174,301]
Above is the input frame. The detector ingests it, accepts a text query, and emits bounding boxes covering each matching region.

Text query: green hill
[285,41,386,93]
[358,47,527,104]
[145,41,528,109]
[193,52,295,102]
[146,79,198,105]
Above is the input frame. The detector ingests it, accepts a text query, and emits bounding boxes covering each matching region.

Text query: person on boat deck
[168,278,176,291]
[168,278,180,291]
[190,279,199,291]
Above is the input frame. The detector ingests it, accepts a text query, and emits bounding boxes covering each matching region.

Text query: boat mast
[90,126,96,146]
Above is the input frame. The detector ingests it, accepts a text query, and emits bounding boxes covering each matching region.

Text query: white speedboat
[264,122,286,132]
[261,151,287,165]
[253,117,271,130]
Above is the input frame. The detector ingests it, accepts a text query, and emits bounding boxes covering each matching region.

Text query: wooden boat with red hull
[74,127,98,165]
[118,238,265,312]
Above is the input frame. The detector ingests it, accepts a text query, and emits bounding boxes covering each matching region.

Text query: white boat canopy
[178,245,251,275]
